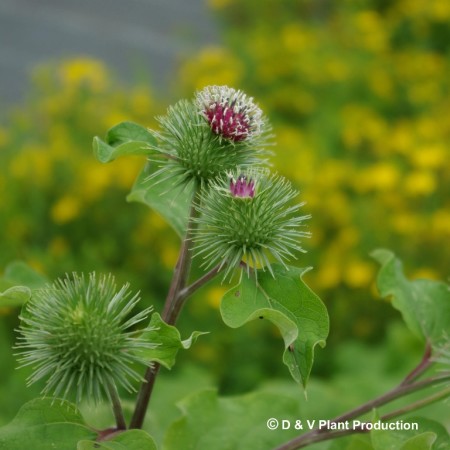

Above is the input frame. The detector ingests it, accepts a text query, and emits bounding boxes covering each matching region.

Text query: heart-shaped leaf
[221,264,329,388]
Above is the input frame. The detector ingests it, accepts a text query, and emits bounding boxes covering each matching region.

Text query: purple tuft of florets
[230,174,255,198]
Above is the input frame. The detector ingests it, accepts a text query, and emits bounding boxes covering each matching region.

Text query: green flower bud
[16,273,155,403]
[192,168,310,280]
[148,86,271,188]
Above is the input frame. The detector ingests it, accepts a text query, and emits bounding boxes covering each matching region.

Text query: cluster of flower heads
[16,273,156,403]
[147,85,310,278]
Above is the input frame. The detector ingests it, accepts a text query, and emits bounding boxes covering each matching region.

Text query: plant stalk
[273,369,450,450]
[130,188,221,429]
[106,380,127,431]
[177,264,222,303]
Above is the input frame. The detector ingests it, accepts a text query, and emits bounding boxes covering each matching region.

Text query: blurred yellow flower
[282,24,313,52]
[324,58,349,82]
[391,212,421,235]
[390,123,414,154]
[51,195,82,224]
[410,145,447,169]
[343,260,374,288]
[354,10,388,52]
[404,171,436,196]
[411,268,440,280]
[429,0,450,21]
[431,210,450,237]
[316,262,341,289]
[161,245,179,269]
[207,286,227,309]
[180,47,243,91]
[59,58,108,92]
[130,87,153,117]
[368,69,393,99]
[356,164,399,192]
[80,163,113,201]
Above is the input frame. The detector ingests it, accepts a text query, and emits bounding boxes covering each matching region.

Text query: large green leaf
[93,121,156,163]
[372,249,450,347]
[0,261,48,290]
[0,398,96,449]
[370,416,450,450]
[164,389,301,450]
[220,264,329,388]
[0,286,31,308]
[127,162,192,238]
[138,313,207,369]
[77,430,157,450]
[94,121,191,237]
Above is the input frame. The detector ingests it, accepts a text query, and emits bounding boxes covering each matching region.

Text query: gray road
[0,0,218,106]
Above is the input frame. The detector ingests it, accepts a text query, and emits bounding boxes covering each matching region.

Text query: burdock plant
[4,85,447,450]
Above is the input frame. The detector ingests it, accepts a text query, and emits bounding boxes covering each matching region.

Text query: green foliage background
[0,0,449,438]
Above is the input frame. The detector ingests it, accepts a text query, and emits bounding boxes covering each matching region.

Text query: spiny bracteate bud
[192,168,311,280]
[148,86,271,189]
[16,273,156,403]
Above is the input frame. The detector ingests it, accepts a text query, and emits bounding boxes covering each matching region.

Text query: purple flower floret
[230,174,255,198]
[196,85,263,142]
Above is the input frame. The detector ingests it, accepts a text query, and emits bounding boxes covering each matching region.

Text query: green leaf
[138,313,207,369]
[0,398,96,449]
[220,264,329,388]
[400,433,436,450]
[93,121,156,163]
[0,261,48,290]
[0,286,31,307]
[370,416,450,450]
[77,430,157,450]
[164,389,301,450]
[94,122,191,237]
[372,249,450,347]
[127,162,192,238]
[328,435,374,450]
[0,261,48,308]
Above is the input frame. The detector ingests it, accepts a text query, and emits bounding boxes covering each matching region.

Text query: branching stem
[130,188,222,429]
[273,344,450,450]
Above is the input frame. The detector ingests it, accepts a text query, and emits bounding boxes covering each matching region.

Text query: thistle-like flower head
[196,85,264,142]
[193,169,311,279]
[16,273,155,403]
[148,87,271,189]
